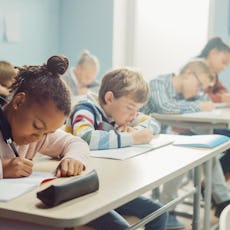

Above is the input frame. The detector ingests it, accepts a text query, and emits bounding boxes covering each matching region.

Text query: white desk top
[1,136,230,228]
[152,108,230,124]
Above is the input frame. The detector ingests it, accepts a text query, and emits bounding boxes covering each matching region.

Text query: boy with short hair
[65,68,161,149]
[65,67,167,229]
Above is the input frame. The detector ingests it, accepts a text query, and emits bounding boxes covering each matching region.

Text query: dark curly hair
[10,55,71,116]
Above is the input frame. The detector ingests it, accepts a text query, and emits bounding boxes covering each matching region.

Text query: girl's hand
[2,157,33,178]
[55,158,85,177]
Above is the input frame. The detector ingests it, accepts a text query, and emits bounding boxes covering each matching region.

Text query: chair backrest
[219,204,230,230]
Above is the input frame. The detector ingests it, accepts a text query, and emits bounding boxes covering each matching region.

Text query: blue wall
[0,0,60,65]
[59,0,113,79]
[0,0,113,79]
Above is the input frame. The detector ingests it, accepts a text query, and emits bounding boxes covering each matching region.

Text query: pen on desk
[6,138,19,157]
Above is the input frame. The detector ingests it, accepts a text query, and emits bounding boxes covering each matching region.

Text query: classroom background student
[197,36,230,102]
[141,59,215,115]
[141,59,230,229]
[0,61,18,106]
[197,37,230,182]
[62,50,100,96]
[65,67,167,230]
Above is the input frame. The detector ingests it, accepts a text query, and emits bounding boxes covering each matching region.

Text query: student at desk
[65,68,167,230]
[0,55,89,179]
[141,59,230,229]
[197,36,230,182]
[62,50,100,96]
[197,36,230,103]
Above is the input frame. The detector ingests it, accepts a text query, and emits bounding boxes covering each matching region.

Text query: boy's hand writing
[116,125,136,132]
[56,158,85,177]
[221,93,230,103]
[199,101,215,111]
[131,128,154,144]
[2,157,33,178]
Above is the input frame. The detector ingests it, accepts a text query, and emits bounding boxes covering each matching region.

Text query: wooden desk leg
[192,165,201,230]
[203,159,212,230]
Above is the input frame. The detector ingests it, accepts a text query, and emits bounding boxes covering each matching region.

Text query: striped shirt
[65,94,160,150]
[141,73,206,114]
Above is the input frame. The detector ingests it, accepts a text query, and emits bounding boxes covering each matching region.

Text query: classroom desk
[1,137,230,230]
[152,108,230,133]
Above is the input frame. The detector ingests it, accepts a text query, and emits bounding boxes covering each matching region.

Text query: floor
[175,198,219,230]
[146,176,230,230]
[130,175,229,230]
[76,176,230,230]
[173,175,229,230]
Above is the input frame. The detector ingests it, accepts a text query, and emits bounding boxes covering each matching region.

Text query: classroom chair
[219,204,230,230]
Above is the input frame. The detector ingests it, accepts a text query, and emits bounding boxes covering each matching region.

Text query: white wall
[112,0,136,67]
[113,0,210,80]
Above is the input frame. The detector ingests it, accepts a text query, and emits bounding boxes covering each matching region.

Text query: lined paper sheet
[0,171,54,201]
[90,135,173,160]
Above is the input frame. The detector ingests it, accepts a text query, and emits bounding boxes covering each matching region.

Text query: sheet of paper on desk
[173,134,230,148]
[214,102,230,108]
[90,135,174,160]
[181,109,222,117]
[0,171,54,201]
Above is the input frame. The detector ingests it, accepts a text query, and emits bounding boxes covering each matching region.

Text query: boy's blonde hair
[99,68,149,105]
[180,58,215,84]
[0,61,17,84]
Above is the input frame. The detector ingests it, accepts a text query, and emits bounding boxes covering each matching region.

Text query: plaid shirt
[141,73,204,114]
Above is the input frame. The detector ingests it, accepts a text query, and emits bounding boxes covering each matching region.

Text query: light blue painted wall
[213,0,230,90]
[59,0,113,80]
[0,0,113,79]
[0,0,60,65]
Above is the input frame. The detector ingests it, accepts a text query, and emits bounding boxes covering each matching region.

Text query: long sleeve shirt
[141,73,203,114]
[65,94,161,150]
[205,75,228,102]
[0,129,90,178]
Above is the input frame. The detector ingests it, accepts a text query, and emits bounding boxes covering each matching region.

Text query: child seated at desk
[65,68,167,230]
[62,50,100,96]
[0,55,89,179]
[197,36,230,103]
[197,36,230,182]
[141,59,230,229]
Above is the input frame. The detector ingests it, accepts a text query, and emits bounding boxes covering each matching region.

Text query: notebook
[172,134,230,148]
[90,134,174,160]
[0,171,55,202]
